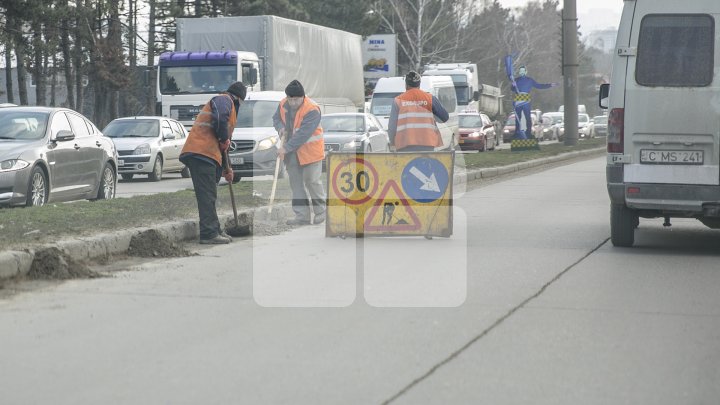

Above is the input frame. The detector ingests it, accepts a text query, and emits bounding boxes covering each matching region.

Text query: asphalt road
[2,156,719,404]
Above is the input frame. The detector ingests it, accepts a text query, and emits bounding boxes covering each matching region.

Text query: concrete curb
[0,147,604,282]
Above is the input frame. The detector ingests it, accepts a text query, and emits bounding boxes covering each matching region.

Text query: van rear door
[623,2,720,186]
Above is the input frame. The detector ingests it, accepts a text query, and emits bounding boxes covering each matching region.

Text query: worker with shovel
[180,81,246,244]
[273,80,326,226]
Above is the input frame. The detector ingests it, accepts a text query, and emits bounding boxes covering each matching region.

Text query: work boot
[220,231,233,242]
[313,212,326,225]
[199,234,232,244]
[286,217,311,226]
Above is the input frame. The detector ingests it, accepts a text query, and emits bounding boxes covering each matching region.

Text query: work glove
[223,169,234,183]
[219,139,231,152]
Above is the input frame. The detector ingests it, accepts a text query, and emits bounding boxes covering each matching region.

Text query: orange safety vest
[394,88,442,149]
[279,97,324,165]
[181,94,237,166]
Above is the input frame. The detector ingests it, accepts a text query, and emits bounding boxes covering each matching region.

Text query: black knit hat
[285,80,305,97]
[405,71,421,87]
[227,81,247,100]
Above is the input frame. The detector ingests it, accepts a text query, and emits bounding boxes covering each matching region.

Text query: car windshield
[370,93,400,117]
[103,120,160,138]
[594,116,607,124]
[459,115,482,128]
[505,116,516,125]
[236,100,277,128]
[0,110,49,141]
[578,115,589,123]
[321,116,364,132]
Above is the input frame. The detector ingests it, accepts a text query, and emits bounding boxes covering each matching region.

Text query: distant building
[585,29,617,54]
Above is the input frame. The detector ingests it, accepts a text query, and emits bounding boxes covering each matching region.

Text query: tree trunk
[60,3,75,108]
[50,54,57,106]
[15,38,29,105]
[32,20,47,106]
[4,44,14,104]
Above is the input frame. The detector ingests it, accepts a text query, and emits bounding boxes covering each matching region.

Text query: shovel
[223,149,251,237]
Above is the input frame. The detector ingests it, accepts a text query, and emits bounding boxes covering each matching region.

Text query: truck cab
[157,51,260,128]
[423,63,479,113]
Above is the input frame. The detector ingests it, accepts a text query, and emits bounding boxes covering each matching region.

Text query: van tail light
[607,108,624,153]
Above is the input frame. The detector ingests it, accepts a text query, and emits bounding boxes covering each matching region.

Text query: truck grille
[170,105,204,122]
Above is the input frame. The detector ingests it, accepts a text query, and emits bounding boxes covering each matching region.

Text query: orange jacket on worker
[394,88,442,149]
[182,94,238,167]
[278,97,325,165]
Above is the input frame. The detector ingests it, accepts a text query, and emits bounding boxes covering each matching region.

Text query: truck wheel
[610,203,637,247]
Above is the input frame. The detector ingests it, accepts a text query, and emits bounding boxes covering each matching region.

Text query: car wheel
[26,166,47,207]
[610,203,637,247]
[149,155,163,182]
[121,173,134,181]
[180,166,191,178]
[367,144,372,153]
[96,162,116,200]
[232,174,242,184]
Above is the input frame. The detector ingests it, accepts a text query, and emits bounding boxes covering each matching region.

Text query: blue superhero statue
[505,55,558,139]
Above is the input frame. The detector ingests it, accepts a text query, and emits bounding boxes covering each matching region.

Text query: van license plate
[230,156,244,165]
[640,150,703,164]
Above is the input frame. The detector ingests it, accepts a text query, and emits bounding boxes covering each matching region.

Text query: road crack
[382,237,611,404]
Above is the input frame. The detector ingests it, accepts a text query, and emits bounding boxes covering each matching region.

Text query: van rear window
[636,15,714,87]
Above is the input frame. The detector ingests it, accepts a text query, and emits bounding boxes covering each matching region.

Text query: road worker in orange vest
[180,81,246,244]
[273,80,326,226]
[388,71,449,152]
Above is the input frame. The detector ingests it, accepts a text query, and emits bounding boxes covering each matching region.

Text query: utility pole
[562,0,579,145]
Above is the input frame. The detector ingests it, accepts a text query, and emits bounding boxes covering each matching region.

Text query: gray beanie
[285,80,305,97]
[227,81,247,100]
[405,71,421,87]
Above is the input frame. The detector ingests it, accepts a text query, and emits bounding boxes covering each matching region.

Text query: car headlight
[469,132,480,138]
[133,143,151,155]
[504,129,510,134]
[257,136,278,151]
[0,159,29,172]
[342,140,358,150]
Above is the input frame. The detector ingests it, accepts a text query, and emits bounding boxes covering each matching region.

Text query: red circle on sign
[331,157,379,205]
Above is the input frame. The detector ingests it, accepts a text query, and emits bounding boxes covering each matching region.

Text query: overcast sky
[498,0,623,33]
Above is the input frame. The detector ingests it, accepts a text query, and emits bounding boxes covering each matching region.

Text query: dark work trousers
[186,157,222,240]
[397,145,435,152]
[285,152,326,221]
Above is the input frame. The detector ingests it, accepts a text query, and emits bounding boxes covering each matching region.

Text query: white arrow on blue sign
[401,157,449,203]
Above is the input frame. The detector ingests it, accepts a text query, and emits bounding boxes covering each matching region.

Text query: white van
[228,91,356,181]
[369,76,459,150]
[600,0,720,247]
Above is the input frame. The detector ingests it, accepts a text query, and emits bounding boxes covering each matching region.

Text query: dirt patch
[127,229,194,258]
[27,247,102,280]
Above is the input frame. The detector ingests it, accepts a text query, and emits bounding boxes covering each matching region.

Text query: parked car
[0,106,117,207]
[592,115,608,137]
[103,116,189,181]
[578,113,593,139]
[458,110,496,151]
[539,115,556,141]
[321,112,390,154]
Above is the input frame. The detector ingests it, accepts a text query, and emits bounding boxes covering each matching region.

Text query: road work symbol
[401,157,449,203]
[365,180,421,231]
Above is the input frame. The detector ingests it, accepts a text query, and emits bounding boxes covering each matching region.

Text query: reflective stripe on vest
[181,94,237,166]
[279,97,324,165]
[394,88,442,150]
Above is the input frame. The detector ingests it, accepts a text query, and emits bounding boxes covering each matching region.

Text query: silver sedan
[0,106,117,207]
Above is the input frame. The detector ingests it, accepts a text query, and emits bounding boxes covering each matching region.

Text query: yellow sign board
[326,152,454,238]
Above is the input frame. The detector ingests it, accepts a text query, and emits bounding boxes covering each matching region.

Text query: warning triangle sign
[364,180,421,232]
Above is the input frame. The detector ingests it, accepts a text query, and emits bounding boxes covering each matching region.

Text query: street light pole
[563,0,579,146]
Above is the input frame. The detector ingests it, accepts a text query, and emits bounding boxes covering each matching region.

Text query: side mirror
[54,130,75,142]
[599,83,610,109]
[249,68,258,85]
[473,90,480,101]
[368,125,379,132]
[163,133,176,140]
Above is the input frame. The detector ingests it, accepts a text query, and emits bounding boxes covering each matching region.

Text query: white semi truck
[157,15,365,128]
[158,15,365,180]
[423,63,503,118]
